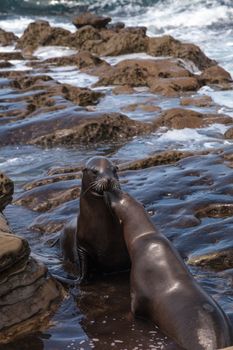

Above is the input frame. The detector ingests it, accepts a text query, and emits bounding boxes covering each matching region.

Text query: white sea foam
[34,46,77,60]
[48,66,99,87]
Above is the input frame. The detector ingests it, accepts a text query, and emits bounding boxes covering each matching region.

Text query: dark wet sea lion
[60,157,130,282]
[104,190,232,350]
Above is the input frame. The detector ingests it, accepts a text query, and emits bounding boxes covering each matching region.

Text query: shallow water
[1,0,233,348]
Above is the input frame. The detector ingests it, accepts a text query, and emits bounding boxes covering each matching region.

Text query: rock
[42,51,109,70]
[112,85,135,95]
[119,150,195,171]
[153,108,232,130]
[14,180,81,212]
[54,84,103,106]
[0,28,18,46]
[0,110,153,147]
[147,35,216,70]
[95,58,191,88]
[70,25,101,49]
[188,248,233,271]
[16,20,71,52]
[30,113,153,147]
[0,52,24,60]
[94,30,148,56]
[0,172,14,211]
[107,22,125,31]
[72,12,111,29]
[199,65,232,85]
[149,77,200,96]
[224,127,233,139]
[180,95,213,107]
[0,61,13,68]
[121,103,161,113]
[0,216,64,344]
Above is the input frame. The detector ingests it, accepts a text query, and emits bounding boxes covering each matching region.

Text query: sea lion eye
[91,168,98,175]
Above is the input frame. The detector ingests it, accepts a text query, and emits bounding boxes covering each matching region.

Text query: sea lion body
[104,190,232,350]
[60,157,130,280]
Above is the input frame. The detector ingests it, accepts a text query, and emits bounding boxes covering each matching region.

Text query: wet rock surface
[0,29,18,46]
[72,12,112,29]
[0,211,64,344]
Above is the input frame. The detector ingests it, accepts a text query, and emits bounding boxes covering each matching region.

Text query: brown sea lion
[104,189,232,350]
[60,157,130,282]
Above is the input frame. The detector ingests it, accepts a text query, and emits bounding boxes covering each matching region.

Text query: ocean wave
[1,0,233,24]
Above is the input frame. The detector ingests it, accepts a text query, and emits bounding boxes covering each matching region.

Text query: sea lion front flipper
[77,246,89,283]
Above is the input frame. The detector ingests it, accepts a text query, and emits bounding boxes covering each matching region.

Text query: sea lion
[60,157,130,282]
[104,189,232,350]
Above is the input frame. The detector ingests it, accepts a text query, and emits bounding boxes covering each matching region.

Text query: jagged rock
[0,172,14,211]
[0,215,64,344]
[224,127,233,140]
[199,65,232,85]
[72,12,111,29]
[16,20,71,52]
[0,28,18,46]
[147,35,216,70]
[29,113,153,147]
[95,58,191,88]
[70,25,101,48]
[153,108,232,130]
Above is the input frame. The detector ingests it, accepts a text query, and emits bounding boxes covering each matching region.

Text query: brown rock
[0,61,13,68]
[72,12,111,29]
[147,35,216,70]
[0,52,24,60]
[188,248,233,271]
[199,65,232,85]
[119,150,194,171]
[0,217,64,344]
[0,233,29,272]
[153,108,232,130]
[96,58,191,87]
[14,181,80,212]
[0,28,18,46]
[70,25,101,49]
[112,85,135,95]
[94,31,148,56]
[16,20,71,52]
[57,84,103,106]
[121,103,161,113]
[0,172,14,212]
[149,77,200,96]
[30,113,152,147]
[224,127,233,139]
[180,95,213,107]
[42,51,109,70]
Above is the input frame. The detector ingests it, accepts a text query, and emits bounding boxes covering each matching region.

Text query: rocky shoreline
[1,11,233,349]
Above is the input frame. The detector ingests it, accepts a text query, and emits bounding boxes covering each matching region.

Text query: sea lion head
[104,189,132,220]
[82,156,120,197]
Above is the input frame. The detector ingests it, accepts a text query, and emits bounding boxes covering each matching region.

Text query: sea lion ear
[115,165,119,171]
[81,167,87,172]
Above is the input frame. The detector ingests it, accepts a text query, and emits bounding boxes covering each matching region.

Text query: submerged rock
[188,249,233,271]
